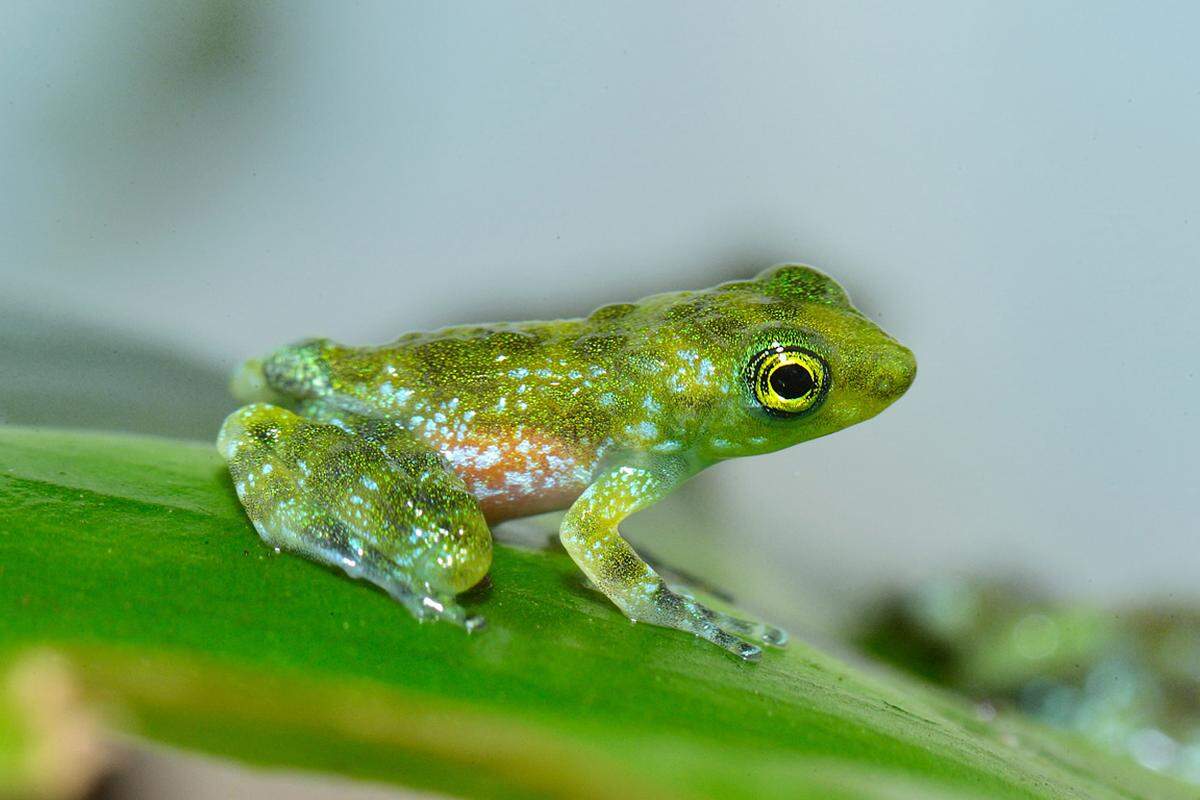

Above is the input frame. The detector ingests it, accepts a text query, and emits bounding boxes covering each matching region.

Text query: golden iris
[749,347,828,416]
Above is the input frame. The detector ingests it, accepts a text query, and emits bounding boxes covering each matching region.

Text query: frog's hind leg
[217,403,493,630]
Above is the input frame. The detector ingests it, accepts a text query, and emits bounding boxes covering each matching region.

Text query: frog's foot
[605,573,786,650]
[334,550,486,632]
[218,403,493,631]
[579,571,785,648]
[696,603,788,648]
[632,587,786,660]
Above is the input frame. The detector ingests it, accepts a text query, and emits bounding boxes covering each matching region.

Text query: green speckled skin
[218,264,916,658]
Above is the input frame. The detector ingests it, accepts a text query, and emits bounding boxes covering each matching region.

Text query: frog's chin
[697,398,907,461]
[818,399,901,434]
[693,422,822,461]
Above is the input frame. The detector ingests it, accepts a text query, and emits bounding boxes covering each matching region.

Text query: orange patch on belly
[425,429,596,524]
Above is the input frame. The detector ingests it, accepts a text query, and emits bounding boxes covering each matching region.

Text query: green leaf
[0,427,1188,799]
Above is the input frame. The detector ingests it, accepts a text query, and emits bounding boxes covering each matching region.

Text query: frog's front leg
[561,461,787,661]
[217,403,492,629]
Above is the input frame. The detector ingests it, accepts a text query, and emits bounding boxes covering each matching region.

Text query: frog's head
[695,264,916,460]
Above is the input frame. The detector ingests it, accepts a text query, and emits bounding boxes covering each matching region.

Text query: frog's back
[240,318,578,404]
[370,318,589,393]
[311,317,611,417]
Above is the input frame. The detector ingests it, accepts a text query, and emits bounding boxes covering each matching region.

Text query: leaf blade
[0,427,1188,799]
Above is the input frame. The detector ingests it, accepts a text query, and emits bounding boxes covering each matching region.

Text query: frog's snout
[869,343,917,401]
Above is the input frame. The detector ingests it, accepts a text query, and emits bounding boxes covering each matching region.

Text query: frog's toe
[422,598,485,634]
[653,574,788,649]
[735,617,789,648]
[731,639,763,662]
[761,625,789,647]
[407,592,484,633]
[702,607,789,649]
[695,623,762,661]
[642,590,773,661]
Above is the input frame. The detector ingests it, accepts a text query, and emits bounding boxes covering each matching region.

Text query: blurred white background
[3,1,1198,639]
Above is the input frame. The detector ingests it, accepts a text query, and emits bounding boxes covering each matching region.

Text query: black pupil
[769,363,815,400]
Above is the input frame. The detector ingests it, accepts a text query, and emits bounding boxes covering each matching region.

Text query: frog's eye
[747,347,828,417]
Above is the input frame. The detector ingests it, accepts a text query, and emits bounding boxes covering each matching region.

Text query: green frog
[218,264,916,660]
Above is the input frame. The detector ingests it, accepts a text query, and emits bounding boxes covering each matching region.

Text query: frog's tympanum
[218,265,915,659]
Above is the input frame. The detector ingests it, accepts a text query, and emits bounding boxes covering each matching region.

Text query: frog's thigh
[217,403,492,629]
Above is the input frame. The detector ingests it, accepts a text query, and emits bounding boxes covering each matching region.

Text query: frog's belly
[430,431,594,523]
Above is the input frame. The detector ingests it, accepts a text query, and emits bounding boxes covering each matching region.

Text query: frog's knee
[217,403,313,527]
[429,530,492,594]
[218,403,291,461]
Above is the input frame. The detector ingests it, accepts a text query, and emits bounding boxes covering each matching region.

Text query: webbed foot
[638,587,787,661]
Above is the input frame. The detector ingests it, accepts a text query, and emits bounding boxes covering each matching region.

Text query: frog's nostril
[872,346,917,399]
